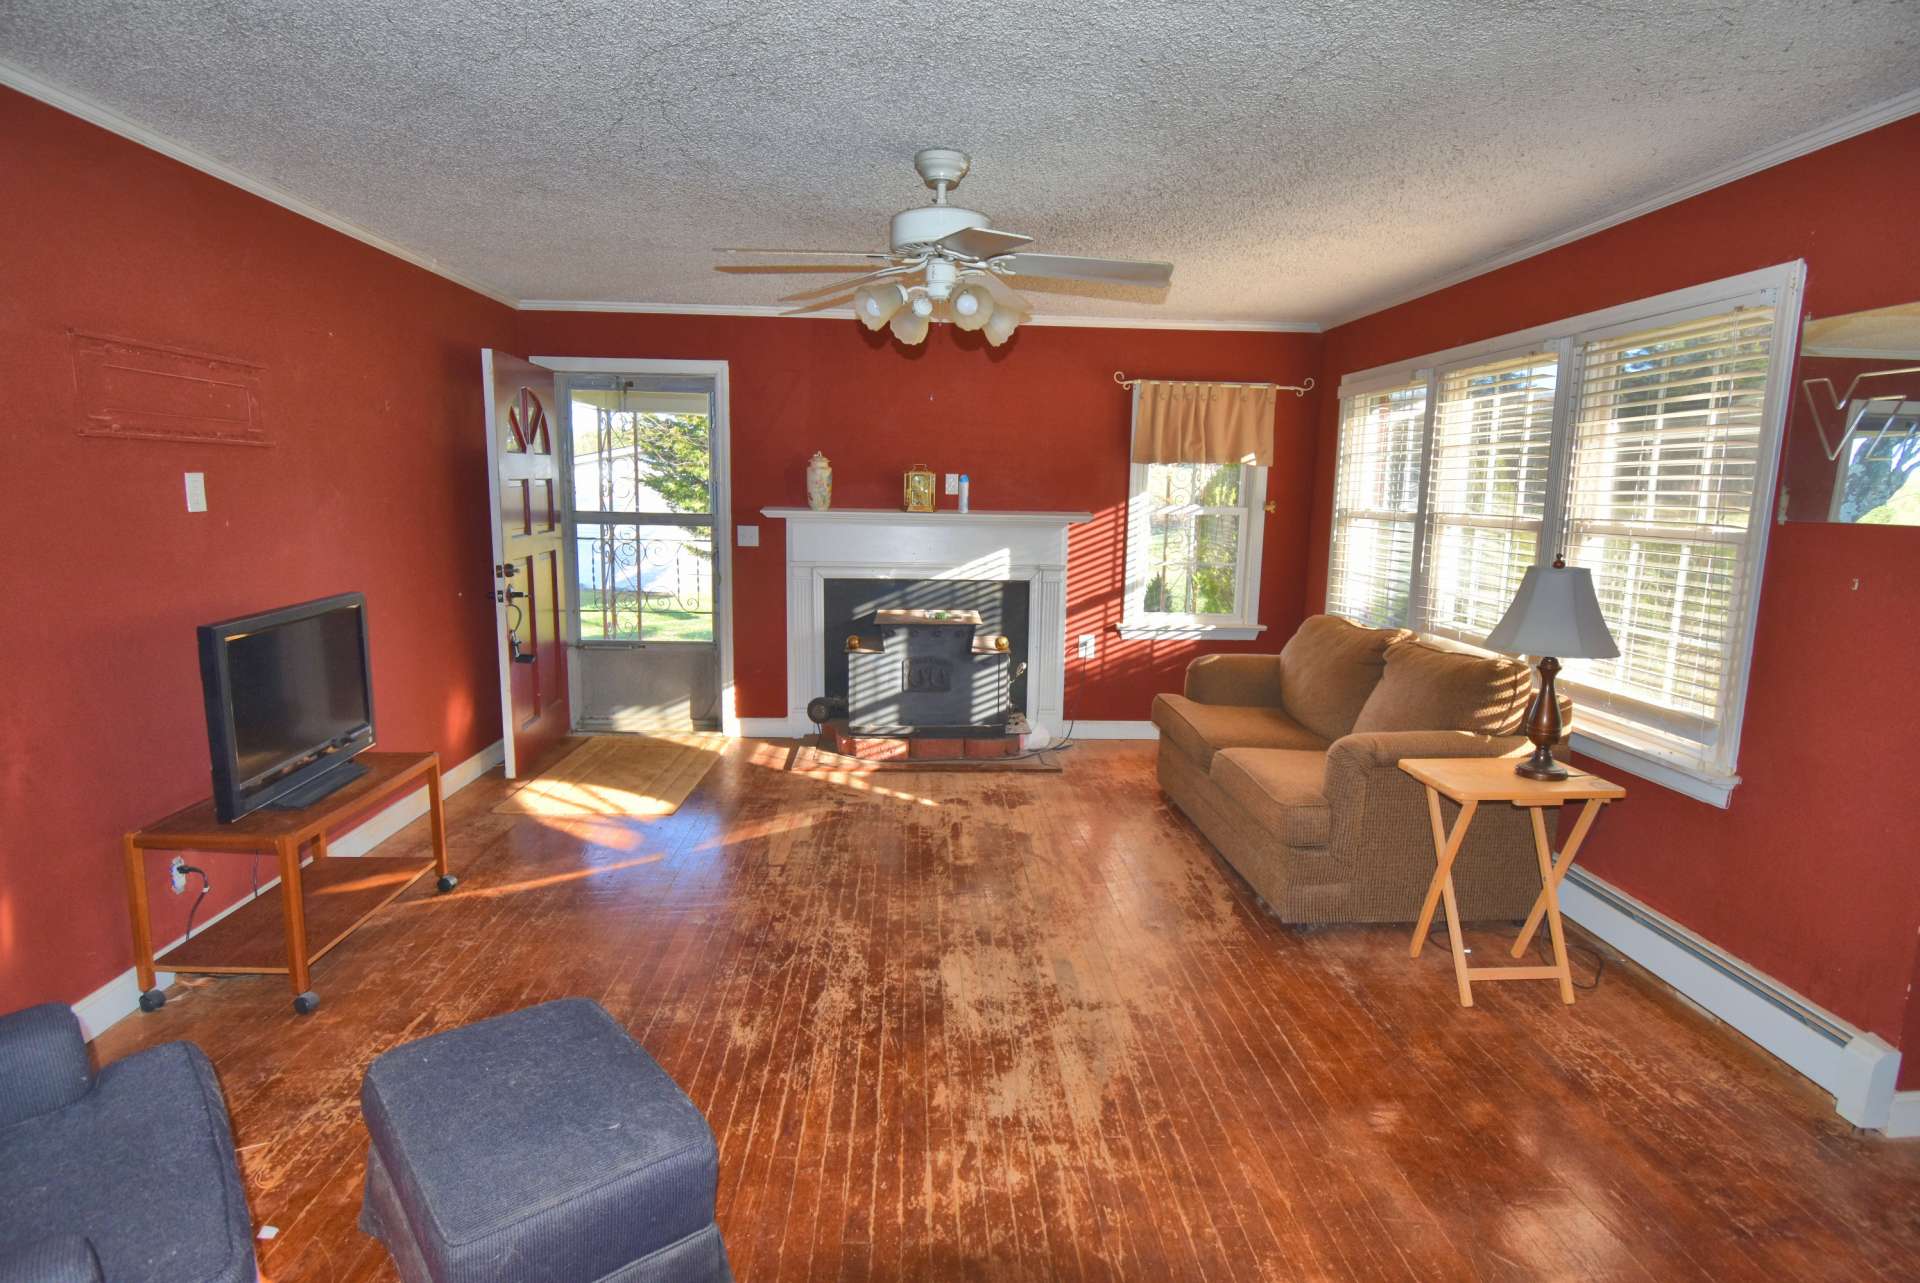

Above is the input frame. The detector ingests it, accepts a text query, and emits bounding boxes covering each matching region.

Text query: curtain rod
[1113,371,1315,396]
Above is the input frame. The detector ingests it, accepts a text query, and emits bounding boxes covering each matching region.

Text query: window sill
[1568,731,1737,809]
[1116,622,1268,642]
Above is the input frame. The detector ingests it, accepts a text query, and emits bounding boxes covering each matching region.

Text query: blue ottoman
[358,998,731,1283]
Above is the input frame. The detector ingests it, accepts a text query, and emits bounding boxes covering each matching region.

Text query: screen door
[561,374,720,731]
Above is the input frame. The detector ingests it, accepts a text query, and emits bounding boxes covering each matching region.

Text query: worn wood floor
[97,740,1920,1282]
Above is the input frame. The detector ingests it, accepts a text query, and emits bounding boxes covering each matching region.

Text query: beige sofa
[1152,614,1557,925]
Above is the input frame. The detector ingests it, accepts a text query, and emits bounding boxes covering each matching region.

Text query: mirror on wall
[1780,301,1920,525]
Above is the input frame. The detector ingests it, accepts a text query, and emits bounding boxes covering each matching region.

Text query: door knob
[495,588,528,603]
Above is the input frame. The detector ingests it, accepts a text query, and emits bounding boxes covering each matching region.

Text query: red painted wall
[1306,114,1920,1075]
[0,88,515,1015]
[514,313,1323,722]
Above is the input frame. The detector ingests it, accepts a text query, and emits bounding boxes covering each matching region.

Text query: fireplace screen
[823,581,1029,734]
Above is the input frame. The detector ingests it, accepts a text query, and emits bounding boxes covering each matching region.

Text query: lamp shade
[853,282,907,331]
[1484,563,1619,659]
[949,282,996,332]
[888,307,931,345]
[982,304,1027,347]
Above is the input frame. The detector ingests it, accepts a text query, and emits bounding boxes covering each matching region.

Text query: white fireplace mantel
[758,507,1093,744]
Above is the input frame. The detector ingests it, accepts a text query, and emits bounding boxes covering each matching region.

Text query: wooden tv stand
[122,751,456,1016]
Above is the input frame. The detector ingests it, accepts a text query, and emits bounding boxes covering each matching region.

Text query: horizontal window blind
[1327,383,1427,627]
[1418,352,1556,643]
[1559,307,1776,770]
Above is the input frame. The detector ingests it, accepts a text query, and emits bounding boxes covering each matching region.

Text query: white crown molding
[1321,87,1920,330]
[516,298,1320,333]
[0,57,521,308]
[12,50,1912,336]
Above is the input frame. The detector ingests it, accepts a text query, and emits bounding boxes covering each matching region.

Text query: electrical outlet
[1078,633,1097,660]
[735,524,760,547]
[184,472,207,513]
[169,857,188,895]
[944,472,960,495]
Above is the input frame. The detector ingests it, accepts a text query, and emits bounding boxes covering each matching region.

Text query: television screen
[228,607,372,785]
[199,593,375,821]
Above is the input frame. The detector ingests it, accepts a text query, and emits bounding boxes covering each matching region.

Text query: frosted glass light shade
[1484,563,1619,659]
[853,282,908,331]
[982,305,1027,347]
[949,282,996,332]
[889,308,931,345]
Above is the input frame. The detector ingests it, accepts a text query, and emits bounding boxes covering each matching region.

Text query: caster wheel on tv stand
[139,989,166,1013]
[293,992,320,1016]
[436,874,459,894]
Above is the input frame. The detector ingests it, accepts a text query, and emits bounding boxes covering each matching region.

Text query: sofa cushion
[1152,693,1328,769]
[1209,749,1331,848]
[0,1042,255,1283]
[1351,636,1535,736]
[1277,615,1407,741]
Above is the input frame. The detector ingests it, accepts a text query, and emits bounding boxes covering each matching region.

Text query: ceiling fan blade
[715,246,890,258]
[933,226,1034,260]
[971,269,1031,314]
[716,263,881,275]
[998,253,1173,288]
[777,264,916,303]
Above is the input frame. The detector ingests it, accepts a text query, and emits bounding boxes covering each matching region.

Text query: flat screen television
[198,593,376,822]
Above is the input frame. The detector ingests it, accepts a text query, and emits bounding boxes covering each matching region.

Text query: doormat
[788,742,1064,774]
[494,733,724,818]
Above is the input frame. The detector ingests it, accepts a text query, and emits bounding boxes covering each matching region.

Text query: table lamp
[1484,557,1619,780]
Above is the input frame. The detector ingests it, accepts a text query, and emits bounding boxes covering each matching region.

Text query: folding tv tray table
[121,751,456,1016]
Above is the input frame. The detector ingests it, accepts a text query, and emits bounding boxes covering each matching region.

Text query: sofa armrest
[1183,653,1284,708]
[0,1236,104,1283]
[0,1003,94,1129]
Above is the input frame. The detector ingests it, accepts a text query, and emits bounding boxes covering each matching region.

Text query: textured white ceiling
[2,1,1915,326]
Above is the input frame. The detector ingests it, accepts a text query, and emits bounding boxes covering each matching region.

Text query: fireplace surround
[759,508,1092,747]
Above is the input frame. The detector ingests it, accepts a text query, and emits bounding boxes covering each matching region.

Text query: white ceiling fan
[716,148,1174,347]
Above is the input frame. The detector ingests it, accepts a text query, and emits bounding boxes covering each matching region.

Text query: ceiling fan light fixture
[949,282,995,332]
[889,307,931,345]
[853,282,908,330]
[911,293,935,319]
[982,305,1028,347]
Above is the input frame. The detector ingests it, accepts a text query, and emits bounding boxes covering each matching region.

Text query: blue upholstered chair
[0,1003,256,1283]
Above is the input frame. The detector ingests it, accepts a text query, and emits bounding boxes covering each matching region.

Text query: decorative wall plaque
[70,332,268,446]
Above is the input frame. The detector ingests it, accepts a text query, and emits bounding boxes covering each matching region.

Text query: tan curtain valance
[1129,380,1277,466]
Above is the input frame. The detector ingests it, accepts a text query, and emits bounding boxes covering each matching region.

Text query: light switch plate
[945,472,960,495]
[184,472,207,512]
[736,524,760,547]
[1078,633,1097,660]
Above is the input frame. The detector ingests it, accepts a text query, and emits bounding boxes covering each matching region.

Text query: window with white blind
[1324,263,1805,806]
[1418,352,1558,644]
[1326,383,1426,627]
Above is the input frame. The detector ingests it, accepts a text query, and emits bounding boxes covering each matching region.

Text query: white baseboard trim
[733,717,1162,742]
[71,739,505,1041]
[737,716,811,738]
[1064,720,1160,740]
[1885,1092,1920,1140]
[1560,868,1901,1131]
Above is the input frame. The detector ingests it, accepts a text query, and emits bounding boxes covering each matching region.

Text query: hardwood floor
[95,740,1920,1282]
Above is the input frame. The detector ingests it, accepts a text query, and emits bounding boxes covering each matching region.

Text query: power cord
[179,864,212,940]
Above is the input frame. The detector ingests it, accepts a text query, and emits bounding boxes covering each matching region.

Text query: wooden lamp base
[1515,655,1569,781]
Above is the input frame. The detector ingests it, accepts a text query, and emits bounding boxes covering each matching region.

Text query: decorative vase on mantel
[806,451,832,510]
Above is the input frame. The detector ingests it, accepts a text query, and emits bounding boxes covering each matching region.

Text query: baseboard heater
[1560,867,1900,1130]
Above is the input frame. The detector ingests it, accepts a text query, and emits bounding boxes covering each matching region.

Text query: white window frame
[1120,455,1268,642]
[1327,261,1806,808]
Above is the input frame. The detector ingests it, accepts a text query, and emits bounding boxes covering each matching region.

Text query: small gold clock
[903,465,937,512]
